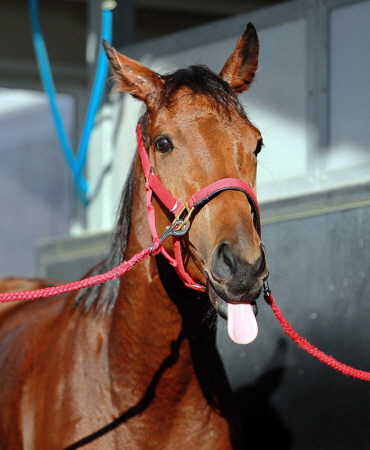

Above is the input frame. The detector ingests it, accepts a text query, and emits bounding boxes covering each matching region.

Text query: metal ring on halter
[149,241,159,257]
[263,280,270,295]
[149,221,189,256]
[170,220,189,237]
[160,221,188,242]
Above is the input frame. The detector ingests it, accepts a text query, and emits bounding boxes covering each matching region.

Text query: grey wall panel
[217,204,370,449]
[37,232,110,282]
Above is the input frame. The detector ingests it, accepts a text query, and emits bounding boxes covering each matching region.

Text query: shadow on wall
[236,339,293,449]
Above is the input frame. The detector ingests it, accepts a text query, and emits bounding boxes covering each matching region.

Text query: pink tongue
[227,303,258,345]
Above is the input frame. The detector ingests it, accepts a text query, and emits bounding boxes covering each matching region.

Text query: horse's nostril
[257,251,266,274]
[258,256,265,274]
[220,244,236,272]
[212,243,236,281]
[258,243,268,276]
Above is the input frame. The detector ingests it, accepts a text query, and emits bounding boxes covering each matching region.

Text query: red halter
[136,125,262,291]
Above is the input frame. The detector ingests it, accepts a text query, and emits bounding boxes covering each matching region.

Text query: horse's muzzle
[209,241,269,305]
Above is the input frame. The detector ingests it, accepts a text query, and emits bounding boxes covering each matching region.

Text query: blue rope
[75,8,112,175]
[28,0,113,205]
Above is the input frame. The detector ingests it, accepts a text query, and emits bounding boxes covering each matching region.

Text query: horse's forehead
[153,95,256,137]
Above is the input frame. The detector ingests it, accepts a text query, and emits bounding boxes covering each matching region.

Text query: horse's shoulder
[0,277,111,376]
[0,278,73,374]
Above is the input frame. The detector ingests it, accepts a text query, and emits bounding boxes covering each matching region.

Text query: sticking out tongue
[227,303,258,345]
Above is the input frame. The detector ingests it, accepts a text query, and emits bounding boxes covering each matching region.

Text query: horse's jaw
[208,282,259,345]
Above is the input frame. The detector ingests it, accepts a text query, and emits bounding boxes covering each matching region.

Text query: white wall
[0,89,75,277]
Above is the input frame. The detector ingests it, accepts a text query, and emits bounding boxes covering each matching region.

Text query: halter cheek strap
[136,125,262,292]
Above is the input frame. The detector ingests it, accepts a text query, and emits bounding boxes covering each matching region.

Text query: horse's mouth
[207,278,259,345]
[207,281,258,319]
[216,296,258,321]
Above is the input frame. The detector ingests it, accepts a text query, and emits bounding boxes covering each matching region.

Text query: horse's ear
[219,23,259,95]
[102,40,164,110]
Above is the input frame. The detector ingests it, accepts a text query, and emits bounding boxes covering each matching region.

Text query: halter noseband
[137,125,261,292]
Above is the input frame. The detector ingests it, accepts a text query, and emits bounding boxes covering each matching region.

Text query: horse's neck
[107,162,195,403]
[107,160,235,422]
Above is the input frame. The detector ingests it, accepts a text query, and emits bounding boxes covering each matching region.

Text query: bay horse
[0,23,269,449]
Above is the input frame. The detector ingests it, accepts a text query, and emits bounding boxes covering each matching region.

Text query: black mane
[75,64,249,314]
[74,162,136,315]
[160,65,248,120]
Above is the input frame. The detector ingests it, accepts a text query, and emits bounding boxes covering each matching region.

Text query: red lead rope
[0,239,161,303]
[264,290,370,381]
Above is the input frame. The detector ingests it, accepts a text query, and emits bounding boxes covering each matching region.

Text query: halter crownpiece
[136,124,262,291]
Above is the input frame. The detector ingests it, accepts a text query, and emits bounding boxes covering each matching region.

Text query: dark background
[218,201,370,449]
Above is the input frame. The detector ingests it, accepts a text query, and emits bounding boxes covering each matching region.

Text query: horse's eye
[155,137,173,153]
[254,139,263,156]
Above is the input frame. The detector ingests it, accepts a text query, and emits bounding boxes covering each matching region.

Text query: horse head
[103,23,269,345]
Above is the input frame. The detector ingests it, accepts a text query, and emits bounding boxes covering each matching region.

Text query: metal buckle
[161,220,189,241]
[172,203,194,233]
[149,220,189,256]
